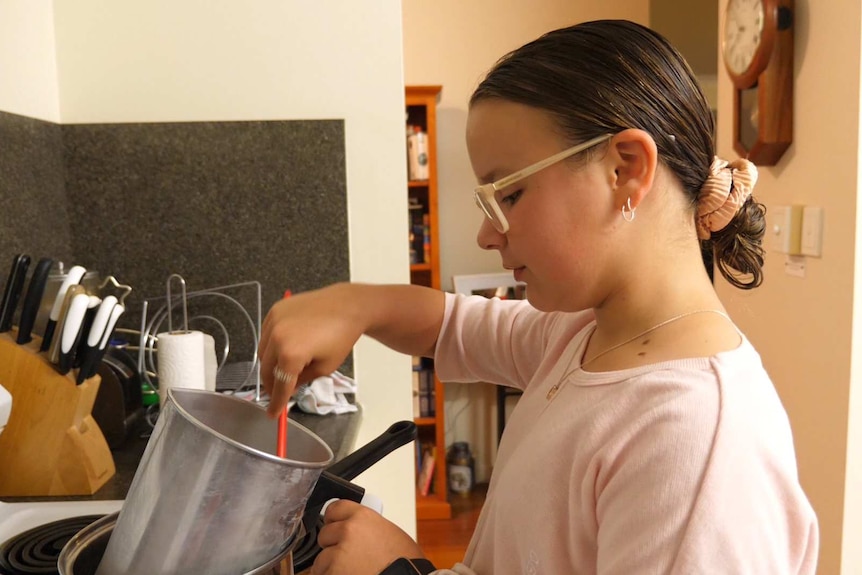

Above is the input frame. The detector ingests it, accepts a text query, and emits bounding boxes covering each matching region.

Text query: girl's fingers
[267,366,296,417]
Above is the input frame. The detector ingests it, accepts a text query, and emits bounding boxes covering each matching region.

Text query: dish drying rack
[121,278,264,417]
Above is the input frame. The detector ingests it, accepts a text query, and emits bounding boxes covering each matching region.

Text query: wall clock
[722,0,794,166]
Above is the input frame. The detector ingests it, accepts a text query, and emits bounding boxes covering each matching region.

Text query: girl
[259,19,818,575]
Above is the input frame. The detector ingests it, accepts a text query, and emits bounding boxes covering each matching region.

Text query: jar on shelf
[446,441,475,497]
[407,126,429,181]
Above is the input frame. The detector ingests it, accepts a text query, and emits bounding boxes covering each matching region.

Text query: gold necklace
[546,309,731,401]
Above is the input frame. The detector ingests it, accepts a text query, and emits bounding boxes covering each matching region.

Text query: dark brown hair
[470,20,765,289]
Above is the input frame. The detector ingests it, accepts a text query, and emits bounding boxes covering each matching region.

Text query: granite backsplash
[0,109,350,373]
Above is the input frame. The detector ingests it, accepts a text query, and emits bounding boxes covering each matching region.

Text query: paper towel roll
[156,330,207,405]
[203,333,218,392]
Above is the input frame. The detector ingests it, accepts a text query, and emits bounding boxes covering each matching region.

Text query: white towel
[294,372,358,415]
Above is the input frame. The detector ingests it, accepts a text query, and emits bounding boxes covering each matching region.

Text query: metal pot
[92,388,333,575]
[57,418,418,575]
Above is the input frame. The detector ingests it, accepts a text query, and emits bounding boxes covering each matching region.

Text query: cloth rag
[294,371,358,415]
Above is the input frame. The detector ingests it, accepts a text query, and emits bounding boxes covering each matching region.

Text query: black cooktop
[0,515,102,575]
[0,514,322,575]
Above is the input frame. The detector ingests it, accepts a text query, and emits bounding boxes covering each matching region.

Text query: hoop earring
[621,197,636,222]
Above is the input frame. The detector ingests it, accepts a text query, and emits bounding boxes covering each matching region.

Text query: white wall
[715,1,862,573]
[402,0,650,483]
[0,0,60,121]
[4,0,416,535]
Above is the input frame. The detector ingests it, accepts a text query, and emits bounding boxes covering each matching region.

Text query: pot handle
[304,421,417,511]
[307,471,366,511]
[325,420,417,480]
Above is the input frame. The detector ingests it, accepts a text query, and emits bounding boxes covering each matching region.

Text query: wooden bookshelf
[406,85,450,520]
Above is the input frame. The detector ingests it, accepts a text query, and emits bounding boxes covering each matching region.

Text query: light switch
[801,206,823,257]
[770,205,803,255]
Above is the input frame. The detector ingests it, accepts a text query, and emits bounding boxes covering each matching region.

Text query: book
[412,369,421,418]
[418,369,435,417]
[417,446,436,496]
[422,213,431,263]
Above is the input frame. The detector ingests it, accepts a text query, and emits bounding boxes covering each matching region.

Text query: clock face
[724,0,766,76]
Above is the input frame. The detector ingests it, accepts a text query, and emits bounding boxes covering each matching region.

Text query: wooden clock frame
[725,0,794,166]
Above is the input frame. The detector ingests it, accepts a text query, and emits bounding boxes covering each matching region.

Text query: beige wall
[0,0,60,121]
[652,1,719,110]
[650,0,718,75]
[4,0,418,536]
[715,1,861,573]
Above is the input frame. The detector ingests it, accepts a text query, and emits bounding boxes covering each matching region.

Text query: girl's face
[466,100,623,312]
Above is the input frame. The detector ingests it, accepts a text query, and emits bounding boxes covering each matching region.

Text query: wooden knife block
[0,330,116,496]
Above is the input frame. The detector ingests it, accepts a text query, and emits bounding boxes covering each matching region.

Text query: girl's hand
[311,500,426,575]
[258,284,364,417]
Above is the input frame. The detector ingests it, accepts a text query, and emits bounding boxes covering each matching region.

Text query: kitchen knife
[57,292,90,375]
[48,284,85,365]
[16,257,54,344]
[0,254,31,333]
[75,295,117,382]
[40,265,86,351]
[78,302,125,384]
[57,291,91,374]
[72,295,102,369]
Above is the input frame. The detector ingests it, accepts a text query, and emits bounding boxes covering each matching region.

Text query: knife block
[0,330,116,496]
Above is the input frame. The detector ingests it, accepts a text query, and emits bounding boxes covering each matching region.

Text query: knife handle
[40,321,57,352]
[16,257,54,344]
[75,296,117,383]
[73,295,102,369]
[57,292,91,375]
[48,284,85,365]
[40,265,86,351]
[0,254,31,333]
[78,301,125,384]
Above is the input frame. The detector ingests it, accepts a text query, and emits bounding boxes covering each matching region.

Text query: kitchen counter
[6,403,362,503]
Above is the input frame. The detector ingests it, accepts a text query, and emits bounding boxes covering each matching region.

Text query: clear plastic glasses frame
[473,133,612,233]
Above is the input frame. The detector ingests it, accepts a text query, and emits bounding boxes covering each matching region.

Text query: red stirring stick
[277,410,287,458]
[275,289,292,458]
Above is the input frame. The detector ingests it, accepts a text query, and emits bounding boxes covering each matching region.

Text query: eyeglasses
[473,133,613,233]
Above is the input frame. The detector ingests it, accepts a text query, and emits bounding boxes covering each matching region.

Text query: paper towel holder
[165,273,190,334]
[135,279,263,402]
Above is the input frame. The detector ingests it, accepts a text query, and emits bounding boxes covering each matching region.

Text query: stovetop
[0,500,322,575]
[0,501,123,543]
[0,500,122,575]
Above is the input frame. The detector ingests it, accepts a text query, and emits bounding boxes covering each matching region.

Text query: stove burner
[292,517,323,573]
[0,515,104,575]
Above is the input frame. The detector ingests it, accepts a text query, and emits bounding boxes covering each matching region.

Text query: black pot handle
[297,422,416,572]
[306,471,366,511]
[304,421,417,513]
[325,420,417,481]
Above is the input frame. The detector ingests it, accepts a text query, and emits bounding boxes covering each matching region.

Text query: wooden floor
[417,483,487,568]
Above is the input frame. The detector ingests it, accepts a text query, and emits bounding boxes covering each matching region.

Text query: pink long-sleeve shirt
[432,294,818,575]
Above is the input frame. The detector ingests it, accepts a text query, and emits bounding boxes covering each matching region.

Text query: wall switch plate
[771,205,803,255]
[801,206,823,257]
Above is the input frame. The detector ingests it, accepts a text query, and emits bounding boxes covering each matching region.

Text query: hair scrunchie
[695,157,758,240]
